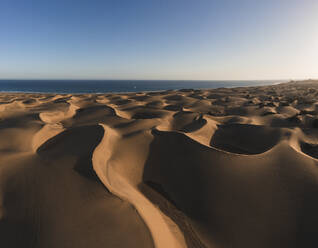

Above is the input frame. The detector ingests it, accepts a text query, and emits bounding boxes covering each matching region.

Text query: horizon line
[0,78,294,81]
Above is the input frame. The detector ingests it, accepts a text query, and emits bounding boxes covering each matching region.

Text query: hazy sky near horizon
[1,0,318,80]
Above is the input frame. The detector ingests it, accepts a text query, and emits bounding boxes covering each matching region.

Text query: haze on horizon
[1,0,318,81]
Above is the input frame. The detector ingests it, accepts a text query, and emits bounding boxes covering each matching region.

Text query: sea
[0,80,284,94]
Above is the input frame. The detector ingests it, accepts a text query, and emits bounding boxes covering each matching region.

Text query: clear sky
[1,0,318,80]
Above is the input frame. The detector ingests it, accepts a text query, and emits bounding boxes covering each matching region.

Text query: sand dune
[2,80,318,247]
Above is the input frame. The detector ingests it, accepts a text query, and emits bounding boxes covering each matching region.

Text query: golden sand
[1,80,318,247]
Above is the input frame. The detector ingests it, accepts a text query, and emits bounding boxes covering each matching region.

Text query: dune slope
[2,80,318,247]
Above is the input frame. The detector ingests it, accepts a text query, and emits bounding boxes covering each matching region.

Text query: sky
[1,0,318,80]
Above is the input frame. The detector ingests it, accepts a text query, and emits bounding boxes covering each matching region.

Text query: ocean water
[0,80,283,94]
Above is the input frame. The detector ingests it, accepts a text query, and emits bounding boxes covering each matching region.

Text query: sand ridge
[1,80,318,247]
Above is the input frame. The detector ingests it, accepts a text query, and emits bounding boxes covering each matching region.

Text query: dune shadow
[300,142,318,159]
[180,114,207,133]
[141,129,210,247]
[132,111,163,119]
[210,124,281,154]
[37,125,104,181]
[0,113,41,130]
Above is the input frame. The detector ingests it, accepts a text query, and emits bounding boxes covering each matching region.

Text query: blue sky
[1,0,318,80]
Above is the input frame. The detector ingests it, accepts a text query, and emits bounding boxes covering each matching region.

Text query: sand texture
[1,80,318,247]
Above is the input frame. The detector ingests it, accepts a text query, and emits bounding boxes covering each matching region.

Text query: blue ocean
[0,80,283,94]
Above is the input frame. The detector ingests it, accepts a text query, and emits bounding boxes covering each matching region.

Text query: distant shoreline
[0,79,285,94]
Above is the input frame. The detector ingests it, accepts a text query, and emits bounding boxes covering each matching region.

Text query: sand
[1,80,318,247]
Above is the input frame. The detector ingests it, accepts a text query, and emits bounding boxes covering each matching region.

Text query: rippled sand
[1,80,318,248]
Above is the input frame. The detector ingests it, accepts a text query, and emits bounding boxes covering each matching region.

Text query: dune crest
[92,124,187,248]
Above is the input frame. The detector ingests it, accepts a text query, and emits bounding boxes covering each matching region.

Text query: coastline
[0,79,284,94]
